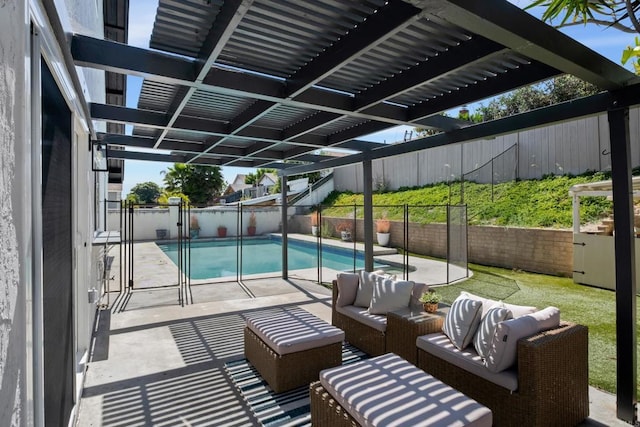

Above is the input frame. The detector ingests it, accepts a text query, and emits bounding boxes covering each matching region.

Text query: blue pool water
[158,237,385,279]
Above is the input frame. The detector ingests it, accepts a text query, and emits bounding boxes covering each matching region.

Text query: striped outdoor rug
[225,344,367,426]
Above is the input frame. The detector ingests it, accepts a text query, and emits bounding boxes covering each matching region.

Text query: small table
[386,306,446,364]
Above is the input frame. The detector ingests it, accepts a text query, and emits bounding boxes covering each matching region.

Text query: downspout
[30,24,45,427]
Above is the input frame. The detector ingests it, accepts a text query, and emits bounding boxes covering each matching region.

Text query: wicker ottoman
[311,353,492,426]
[244,308,345,393]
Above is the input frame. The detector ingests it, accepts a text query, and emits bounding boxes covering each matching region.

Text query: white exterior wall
[1,1,29,426]
[0,1,106,425]
[333,111,635,191]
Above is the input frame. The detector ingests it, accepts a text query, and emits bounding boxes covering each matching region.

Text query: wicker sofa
[413,290,590,427]
[332,276,590,426]
[417,321,589,426]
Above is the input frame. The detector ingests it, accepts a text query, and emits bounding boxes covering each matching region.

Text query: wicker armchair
[331,280,386,356]
[417,322,589,427]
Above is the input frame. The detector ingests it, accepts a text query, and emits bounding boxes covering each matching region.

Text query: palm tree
[161,163,191,193]
[528,0,640,71]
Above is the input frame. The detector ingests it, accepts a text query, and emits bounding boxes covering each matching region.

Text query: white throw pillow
[368,278,414,314]
[503,301,538,318]
[485,306,561,373]
[353,270,378,307]
[336,273,359,307]
[373,269,396,281]
[460,290,537,318]
[442,297,483,350]
[473,306,513,359]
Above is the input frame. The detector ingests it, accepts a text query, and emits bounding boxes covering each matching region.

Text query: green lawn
[439,263,640,395]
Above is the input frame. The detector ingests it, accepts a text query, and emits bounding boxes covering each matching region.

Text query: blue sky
[120,0,635,196]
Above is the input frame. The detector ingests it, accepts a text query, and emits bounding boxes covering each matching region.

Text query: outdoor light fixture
[91,141,108,172]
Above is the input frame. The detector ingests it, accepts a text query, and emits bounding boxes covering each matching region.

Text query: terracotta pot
[217,227,227,238]
[247,226,256,236]
[423,302,438,313]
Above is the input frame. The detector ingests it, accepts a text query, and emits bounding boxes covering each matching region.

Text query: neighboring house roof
[232,174,247,185]
[223,182,252,195]
[258,173,278,186]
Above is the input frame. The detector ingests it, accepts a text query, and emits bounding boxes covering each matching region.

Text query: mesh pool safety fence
[114,202,468,286]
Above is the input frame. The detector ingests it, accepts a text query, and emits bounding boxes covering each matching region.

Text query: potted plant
[376,217,391,246]
[336,221,352,241]
[217,225,227,238]
[419,291,442,313]
[247,212,257,236]
[310,211,320,236]
[190,215,200,239]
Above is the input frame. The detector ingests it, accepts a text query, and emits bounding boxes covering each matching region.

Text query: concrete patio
[79,257,628,426]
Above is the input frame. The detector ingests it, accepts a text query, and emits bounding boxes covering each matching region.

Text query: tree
[128,181,161,204]
[478,75,600,120]
[528,0,639,33]
[527,0,640,71]
[161,163,225,205]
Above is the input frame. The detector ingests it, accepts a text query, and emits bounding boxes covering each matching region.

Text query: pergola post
[608,107,638,424]
[281,175,288,280]
[363,157,374,271]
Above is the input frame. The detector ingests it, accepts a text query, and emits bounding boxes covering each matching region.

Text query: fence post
[281,176,288,280]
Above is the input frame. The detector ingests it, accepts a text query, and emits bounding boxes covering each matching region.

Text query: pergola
[67,0,638,421]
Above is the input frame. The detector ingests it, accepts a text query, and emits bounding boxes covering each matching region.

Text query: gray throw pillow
[353,270,377,307]
[336,273,359,307]
[368,278,414,314]
[485,306,561,373]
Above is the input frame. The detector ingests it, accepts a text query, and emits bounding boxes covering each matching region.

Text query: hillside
[320,172,615,229]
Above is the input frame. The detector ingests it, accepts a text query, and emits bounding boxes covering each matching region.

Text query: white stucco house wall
[0,1,108,425]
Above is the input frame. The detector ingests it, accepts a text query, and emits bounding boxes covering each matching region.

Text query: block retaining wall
[301,216,573,277]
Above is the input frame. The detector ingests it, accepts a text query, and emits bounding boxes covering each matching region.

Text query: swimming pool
[158,237,385,279]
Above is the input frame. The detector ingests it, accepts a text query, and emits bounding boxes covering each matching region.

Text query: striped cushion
[246,308,344,355]
[442,297,483,350]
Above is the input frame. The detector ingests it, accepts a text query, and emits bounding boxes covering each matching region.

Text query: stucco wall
[1,1,27,425]
[108,207,291,240]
